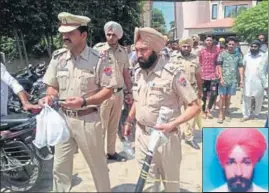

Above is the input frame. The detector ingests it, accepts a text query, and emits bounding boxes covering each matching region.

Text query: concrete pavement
[1,90,267,192]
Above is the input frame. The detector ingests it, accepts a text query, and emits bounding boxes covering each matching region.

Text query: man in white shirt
[1,63,40,116]
[241,40,268,121]
[210,128,268,192]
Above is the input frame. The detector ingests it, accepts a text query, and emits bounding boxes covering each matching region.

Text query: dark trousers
[202,79,219,112]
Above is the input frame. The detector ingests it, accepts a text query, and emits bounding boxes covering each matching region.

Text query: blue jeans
[218,84,237,96]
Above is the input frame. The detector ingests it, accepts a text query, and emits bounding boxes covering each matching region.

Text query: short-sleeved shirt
[42,46,117,110]
[170,52,200,86]
[217,50,243,86]
[133,57,198,127]
[199,46,220,80]
[93,42,129,88]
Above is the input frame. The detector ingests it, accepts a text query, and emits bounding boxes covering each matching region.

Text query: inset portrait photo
[202,127,268,192]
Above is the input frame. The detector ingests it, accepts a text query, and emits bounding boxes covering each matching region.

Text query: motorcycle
[0,112,53,192]
[13,63,47,84]
[8,63,47,113]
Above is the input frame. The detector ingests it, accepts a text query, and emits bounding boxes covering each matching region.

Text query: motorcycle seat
[0,114,31,131]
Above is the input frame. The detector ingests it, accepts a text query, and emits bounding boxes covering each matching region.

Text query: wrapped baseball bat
[135,106,174,192]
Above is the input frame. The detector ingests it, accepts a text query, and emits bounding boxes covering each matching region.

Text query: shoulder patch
[163,62,181,75]
[52,48,67,60]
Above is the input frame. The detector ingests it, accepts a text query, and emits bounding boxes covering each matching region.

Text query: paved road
[1,90,267,192]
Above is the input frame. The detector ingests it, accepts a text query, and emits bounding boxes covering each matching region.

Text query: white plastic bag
[33,107,48,148]
[33,104,70,148]
[46,105,70,146]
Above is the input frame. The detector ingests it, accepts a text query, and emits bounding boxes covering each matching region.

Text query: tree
[0,0,143,62]
[166,21,175,40]
[151,8,166,34]
[169,21,175,30]
[233,1,268,43]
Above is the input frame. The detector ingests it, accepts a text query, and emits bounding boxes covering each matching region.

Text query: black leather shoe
[107,152,127,162]
[185,140,200,150]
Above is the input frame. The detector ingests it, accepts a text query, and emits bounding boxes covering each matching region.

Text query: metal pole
[174,1,177,40]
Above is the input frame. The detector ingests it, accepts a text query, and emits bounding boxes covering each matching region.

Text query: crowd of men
[0,11,268,192]
[159,33,268,125]
[126,32,268,149]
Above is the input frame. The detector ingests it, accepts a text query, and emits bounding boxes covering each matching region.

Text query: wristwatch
[81,96,87,107]
[124,90,132,94]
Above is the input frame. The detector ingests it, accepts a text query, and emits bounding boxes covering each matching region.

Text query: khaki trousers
[182,86,198,141]
[135,122,182,192]
[53,110,111,192]
[100,91,123,155]
[181,104,196,141]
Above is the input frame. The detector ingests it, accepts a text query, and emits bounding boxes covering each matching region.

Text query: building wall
[175,1,210,40]
[210,0,255,21]
[141,0,152,27]
[175,0,255,40]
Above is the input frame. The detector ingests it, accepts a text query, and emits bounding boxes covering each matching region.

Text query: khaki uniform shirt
[93,42,129,89]
[43,46,117,110]
[133,57,198,127]
[170,52,200,87]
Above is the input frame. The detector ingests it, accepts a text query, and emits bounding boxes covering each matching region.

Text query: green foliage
[0,0,143,59]
[0,36,17,60]
[151,8,166,34]
[233,1,268,43]
[169,21,175,30]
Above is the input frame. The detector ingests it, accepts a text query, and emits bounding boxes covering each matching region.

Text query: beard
[250,49,259,55]
[181,50,191,56]
[193,41,198,47]
[138,51,158,69]
[226,174,254,192]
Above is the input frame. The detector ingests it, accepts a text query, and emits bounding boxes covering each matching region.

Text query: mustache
[63,38,72,43]
[229,176,247,183]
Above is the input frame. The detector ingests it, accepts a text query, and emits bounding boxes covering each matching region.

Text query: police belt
[113,87,123,93]
[61,107,97,117]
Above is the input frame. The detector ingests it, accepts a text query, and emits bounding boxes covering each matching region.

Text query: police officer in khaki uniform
[170,38,203,150]
[93,21,132,161]
[39,12,116,192]
[123,27,201,192]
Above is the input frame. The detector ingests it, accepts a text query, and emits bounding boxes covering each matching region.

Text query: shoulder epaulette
[118,44,127,52]
[89,47,100,58]
[163,62,181,75]
[134,63,140,71]
[93,42,106,50]
[52,48,67,59]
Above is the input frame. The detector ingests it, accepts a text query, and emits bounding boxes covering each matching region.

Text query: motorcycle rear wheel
[1,153,44,192]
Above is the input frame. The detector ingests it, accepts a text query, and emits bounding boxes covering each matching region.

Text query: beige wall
[141,0,152,27]
[175,0,256,40]
[175,1,210,40]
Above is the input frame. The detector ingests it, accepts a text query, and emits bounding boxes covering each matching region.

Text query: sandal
[107,152,127,162]
[240,117,250,122]
[207,112,214,119]
[217,119,223,124]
